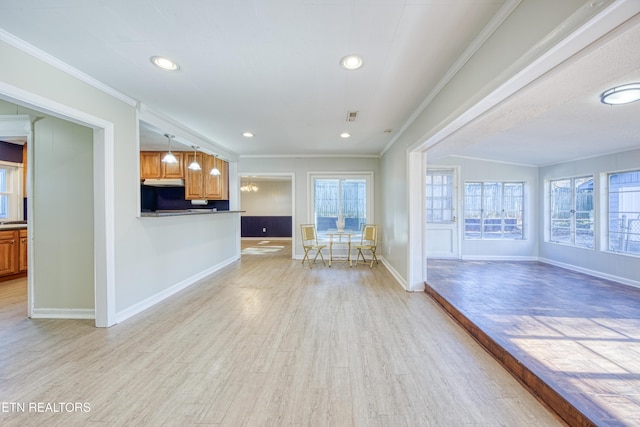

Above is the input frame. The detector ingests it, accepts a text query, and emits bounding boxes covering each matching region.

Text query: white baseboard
[461,255,538,261]
[31,308,95,319]
[115,255,240,324]
[538,257,640,289]
[379,257,410,291]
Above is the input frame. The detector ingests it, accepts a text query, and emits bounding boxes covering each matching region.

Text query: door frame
[0,82,116,327]
[239,172,295,259]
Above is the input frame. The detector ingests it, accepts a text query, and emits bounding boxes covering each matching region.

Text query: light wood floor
[0,240,561,426]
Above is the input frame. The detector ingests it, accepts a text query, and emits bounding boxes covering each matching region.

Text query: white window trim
[602,169,640,258]
[547,175,595,250]
[307,171,374,225]
[0,160,24,221]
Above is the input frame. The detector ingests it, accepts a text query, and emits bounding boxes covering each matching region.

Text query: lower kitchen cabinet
[0,229,27,279]
[19,229,28,273]
[0,230,18,277]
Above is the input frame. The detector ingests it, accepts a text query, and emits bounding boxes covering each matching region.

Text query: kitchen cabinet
[140,152,162,179]
[19,229,28,273]
[185,153,229,200]
[204,155,228,200]
[162,151,184,178]
[140,151,185,179]
[0,230,18,277]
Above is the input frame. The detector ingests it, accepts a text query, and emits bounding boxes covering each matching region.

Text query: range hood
[142,178,185,187]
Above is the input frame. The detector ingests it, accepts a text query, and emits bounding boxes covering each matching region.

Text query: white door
[426,168,459,258]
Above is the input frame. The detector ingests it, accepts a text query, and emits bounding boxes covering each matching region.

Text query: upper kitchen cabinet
[140,151,185,180]
[162,151,184,179]
[204,155,228,200]
[140,151,161,179]
[185,153,229,201]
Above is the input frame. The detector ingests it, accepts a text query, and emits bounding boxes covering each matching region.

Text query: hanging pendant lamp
[162,134,178,163]
[188,145,201,170]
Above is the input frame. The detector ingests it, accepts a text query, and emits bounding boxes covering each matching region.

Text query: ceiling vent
[346,111,358,122]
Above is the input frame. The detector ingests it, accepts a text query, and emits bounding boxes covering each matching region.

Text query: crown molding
[0,28,137,107]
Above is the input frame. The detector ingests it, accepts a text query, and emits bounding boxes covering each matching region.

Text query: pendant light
[162,134,178,164]
[210,154,221,176]
[188,145,201,170]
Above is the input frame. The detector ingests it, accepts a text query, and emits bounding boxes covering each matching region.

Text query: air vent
[346,111,358,122]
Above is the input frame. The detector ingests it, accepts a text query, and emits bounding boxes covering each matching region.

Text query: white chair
[354,224,378,268]
[300,224,326,268]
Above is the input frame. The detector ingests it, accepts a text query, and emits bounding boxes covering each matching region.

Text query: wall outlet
[262,227,267,232]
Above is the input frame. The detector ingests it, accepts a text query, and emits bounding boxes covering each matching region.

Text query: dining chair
[354,224,379,268]
[300,224,326,268]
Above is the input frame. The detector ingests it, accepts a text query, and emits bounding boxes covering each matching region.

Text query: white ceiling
[0,1,638,165]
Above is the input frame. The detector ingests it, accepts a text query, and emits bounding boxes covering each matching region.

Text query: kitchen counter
[0,222,27,230]
[140,210,244,218]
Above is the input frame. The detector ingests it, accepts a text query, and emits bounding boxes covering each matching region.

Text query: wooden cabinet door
[204,154,222,199]
[184,152,204,199]
[161,151,184,178]
[19,229,27,272]
[220,159,229,200]
[0,231,17,276]
[140,152,162,179]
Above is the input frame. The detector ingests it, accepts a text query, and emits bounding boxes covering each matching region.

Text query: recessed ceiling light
[340,54,364,70]
[340,132,351,138]
[601,83,640,105]
[242,132,254,138]
[150,56,180,71]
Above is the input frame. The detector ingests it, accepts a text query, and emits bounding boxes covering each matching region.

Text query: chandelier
[240,182,259,192]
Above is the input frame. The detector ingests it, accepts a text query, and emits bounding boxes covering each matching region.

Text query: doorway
[239,173,295,259]
[0,89,115,327]
[426,167,460,259]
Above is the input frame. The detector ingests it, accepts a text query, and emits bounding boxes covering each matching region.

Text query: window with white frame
[310,173,373,233]
[549,176,594,249]
[464,181,524,240]
[0,162,22,220]
[608,170,640,255]
[426,169,454,223]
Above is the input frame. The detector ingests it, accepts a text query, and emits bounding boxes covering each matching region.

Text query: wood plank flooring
[0,241,561,426]
[426,259,640,427]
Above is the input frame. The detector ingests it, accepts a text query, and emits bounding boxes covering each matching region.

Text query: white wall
[539,148,640,286]
[0,39,241,325]
[241,180,292,216]
[32,116,95,311]
[238,156,380,258]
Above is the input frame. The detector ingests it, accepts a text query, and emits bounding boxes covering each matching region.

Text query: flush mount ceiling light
[188,145,201,171]
[340,132,351,138]
[600,83,640,105]
[340,54,364,70]
[242,132,254,138]
[150,56,180,71]
[161,134,178,164]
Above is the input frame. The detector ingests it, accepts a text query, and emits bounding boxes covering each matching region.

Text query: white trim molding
[31,308,95,320]
[0,28,137,107]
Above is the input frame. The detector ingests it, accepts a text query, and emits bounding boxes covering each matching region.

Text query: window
[608,170,640,255]
[0,163,22,220]
[549,176,594,248]
[464,182,524,239]
[310,173,372,233]
[426,169,454,223]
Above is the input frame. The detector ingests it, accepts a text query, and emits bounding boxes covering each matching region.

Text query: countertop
[0,221,27,231]
[140,210,244,218]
